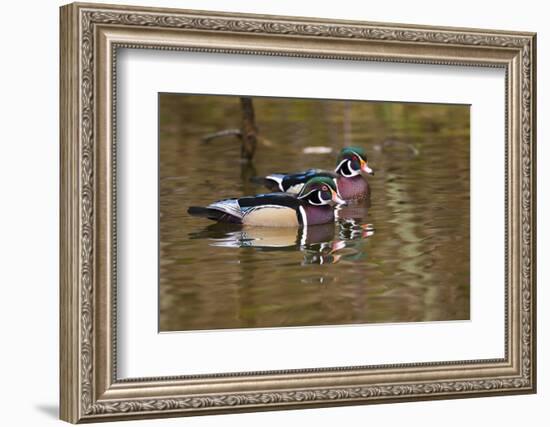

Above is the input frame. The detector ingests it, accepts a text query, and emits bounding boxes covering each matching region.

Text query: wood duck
[258,146,374,201]
[187,176,346,227]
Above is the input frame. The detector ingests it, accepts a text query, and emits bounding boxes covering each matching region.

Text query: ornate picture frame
[60,2,536,423]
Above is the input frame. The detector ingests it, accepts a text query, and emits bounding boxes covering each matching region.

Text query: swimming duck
[258,146,374,201]
[187,176,345,227]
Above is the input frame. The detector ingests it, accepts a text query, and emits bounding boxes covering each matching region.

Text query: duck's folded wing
[238,193,301,209]
[187,198,244,223]
[261,169,336,193]
[282,169,338,194]
[207,198,244,219]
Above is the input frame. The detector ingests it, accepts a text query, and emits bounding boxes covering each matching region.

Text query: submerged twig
[200,97,259,162]
[201,129,242,143]
[381,139,420,158]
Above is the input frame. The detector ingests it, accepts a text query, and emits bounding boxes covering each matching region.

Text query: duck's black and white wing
[189,193,306,227]
[188,198,244,224]
[265,169,338,194]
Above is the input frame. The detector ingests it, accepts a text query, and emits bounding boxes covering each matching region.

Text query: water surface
[159,94,470,331]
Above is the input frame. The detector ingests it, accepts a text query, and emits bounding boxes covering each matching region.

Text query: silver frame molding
[60,2,536,423]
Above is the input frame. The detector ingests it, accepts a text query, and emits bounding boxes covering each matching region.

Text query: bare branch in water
[239,97,258,161]
[200,97,259,162]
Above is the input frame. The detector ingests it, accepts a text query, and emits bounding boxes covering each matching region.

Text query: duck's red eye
[352,155,358,161]
[322,185,328,191]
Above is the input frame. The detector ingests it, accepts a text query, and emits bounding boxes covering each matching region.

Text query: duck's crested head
[336,146,374,177]
[297,176,346,207]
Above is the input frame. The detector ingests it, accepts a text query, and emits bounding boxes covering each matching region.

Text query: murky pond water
[159,94,470,331]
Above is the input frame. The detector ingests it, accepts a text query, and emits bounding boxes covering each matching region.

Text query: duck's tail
[187,205,243,224]
[187,206,211,217]
[250,175,284,192]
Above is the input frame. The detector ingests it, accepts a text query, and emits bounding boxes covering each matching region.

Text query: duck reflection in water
[188,217,374,265]
[334,203,373,236]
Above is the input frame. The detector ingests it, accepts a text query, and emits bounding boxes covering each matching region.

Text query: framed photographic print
[60,2,537,423]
